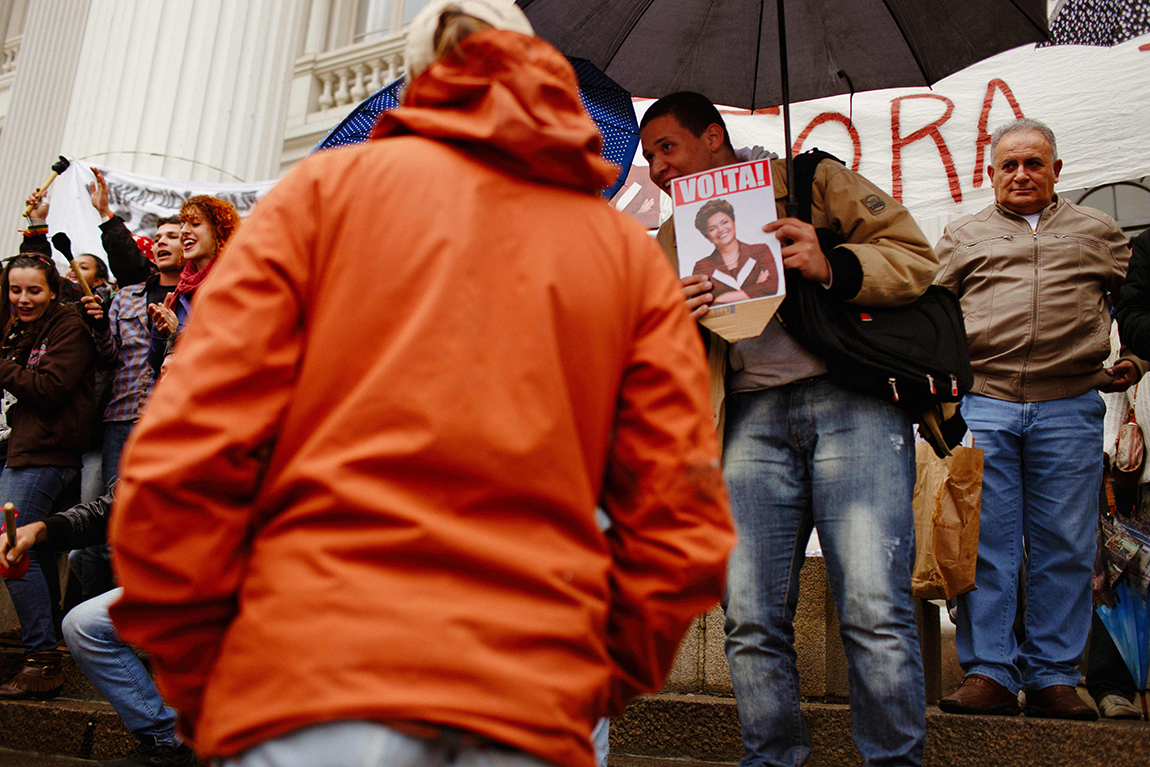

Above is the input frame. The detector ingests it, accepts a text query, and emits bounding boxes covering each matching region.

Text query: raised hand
[24,189,49,220]
[88,167,113,218]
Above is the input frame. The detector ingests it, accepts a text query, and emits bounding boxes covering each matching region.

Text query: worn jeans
[215,720,555,767]
[722,378,924,767]
[0,465,78,652]
[956,391,1103,693]
[62,587,180,743]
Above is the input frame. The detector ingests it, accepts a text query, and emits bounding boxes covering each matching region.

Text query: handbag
[776,150,974,452]
[1114,385,1144,487]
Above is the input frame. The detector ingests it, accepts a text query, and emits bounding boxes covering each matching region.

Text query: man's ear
[703,123,727,153]
[986,164,996,185]
[1052,158,1063,182]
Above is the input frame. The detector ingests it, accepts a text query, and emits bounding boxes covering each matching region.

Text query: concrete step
[0,698,133,761]
[0,746,96,766]
[612,694,1150,767]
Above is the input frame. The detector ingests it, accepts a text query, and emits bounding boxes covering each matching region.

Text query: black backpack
[775,150,973,424]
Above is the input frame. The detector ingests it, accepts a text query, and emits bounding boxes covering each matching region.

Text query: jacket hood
[371,30,618,194]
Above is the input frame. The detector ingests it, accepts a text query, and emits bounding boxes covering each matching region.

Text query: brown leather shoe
[0,651,64,700]
[939,674,1021,715]
[1024,685,1098,720]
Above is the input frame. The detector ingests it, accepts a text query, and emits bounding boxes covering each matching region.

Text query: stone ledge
[0,698,133,760]
[611,694,1150,767]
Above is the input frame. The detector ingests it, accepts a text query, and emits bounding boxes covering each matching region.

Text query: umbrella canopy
[1098,580,1150,691]
[312,58,640,199]
[1045,0,1150,46]
[515,0,1048,112]
[518,0,1047,213]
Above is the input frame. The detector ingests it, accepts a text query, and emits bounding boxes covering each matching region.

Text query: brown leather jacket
[936,196,1143,402]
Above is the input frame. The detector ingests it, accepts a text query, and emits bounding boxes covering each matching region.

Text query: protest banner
[616,36,1150,242]
[42,163,276,277]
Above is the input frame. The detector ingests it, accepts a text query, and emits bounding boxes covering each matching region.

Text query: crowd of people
[0,2,1146,767]
[0,177,239,766]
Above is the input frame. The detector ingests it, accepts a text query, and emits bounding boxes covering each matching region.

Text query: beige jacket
[935,196,1143,402]
[657,157,938,428]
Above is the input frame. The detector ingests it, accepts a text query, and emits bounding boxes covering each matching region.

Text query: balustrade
[1,35,20,76]
[303,37,406,114]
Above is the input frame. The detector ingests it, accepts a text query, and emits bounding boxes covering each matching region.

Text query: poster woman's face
[704,212,736,247]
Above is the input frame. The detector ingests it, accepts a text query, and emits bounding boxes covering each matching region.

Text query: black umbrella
[517,0,1048,214]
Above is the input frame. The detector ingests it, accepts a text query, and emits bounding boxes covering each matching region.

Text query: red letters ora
[674,160,770,205]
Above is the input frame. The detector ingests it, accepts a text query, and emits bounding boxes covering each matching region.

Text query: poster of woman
[672,160,784,307]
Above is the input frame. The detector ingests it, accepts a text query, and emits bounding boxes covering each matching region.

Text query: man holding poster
[640,91,938,767]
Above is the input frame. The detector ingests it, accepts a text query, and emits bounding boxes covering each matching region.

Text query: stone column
[0,0,92,255]
[56,0,306,188]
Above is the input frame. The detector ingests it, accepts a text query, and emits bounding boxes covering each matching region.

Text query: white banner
[617,35,1150,243]
[42,164,277,278]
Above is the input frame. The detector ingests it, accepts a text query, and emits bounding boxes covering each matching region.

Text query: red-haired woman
[0,253,95,699]
[146,195,240,372]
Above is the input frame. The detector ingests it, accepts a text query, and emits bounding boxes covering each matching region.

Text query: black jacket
[1117,229,1150,360]
[44,487,113,550]
[99,216,158,288]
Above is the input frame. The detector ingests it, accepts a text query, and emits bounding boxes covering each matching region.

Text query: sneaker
[1099,693,1142,720]
[97,735,201,767]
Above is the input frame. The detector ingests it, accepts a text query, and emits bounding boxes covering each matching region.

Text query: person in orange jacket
[107,3,735,767]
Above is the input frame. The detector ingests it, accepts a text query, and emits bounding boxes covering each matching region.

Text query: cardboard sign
[672,160,784,341]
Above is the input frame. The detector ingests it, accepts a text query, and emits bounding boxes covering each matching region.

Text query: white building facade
[0,0,435,253]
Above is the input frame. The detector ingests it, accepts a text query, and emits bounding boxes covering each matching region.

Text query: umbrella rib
[875,0,933,84]
[1003,0,1051,40]
[602,0,661,72]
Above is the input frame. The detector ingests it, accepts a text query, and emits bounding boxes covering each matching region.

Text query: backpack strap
[791,149,843,224]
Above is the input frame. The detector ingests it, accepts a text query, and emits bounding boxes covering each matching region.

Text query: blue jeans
[102,420,136,486]
[0,465,78,652]
[722,378,924,767]
[67,420,136,601]
[62,588,179,743]
[956,392,1104,693]
[216,720,555,767]
[591,717,608,767]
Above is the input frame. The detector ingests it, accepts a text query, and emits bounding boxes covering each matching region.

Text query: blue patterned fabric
[312,58,638,199]
[1044,0,1150,46]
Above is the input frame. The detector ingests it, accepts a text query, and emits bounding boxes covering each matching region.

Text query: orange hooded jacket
[109,31,733,767]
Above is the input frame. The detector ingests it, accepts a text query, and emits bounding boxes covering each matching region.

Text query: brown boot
[1024,685,1098,720]
[939,674,1021,715]
[0,651,64,700]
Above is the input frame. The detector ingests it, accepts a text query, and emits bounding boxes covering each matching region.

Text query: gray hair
[990,118,1058,161]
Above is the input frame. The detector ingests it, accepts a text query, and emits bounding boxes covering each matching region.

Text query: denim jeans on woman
[721,377,925,767]
[956,391,1104,693]
[62,587,180,744]
[0,465,78,652]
